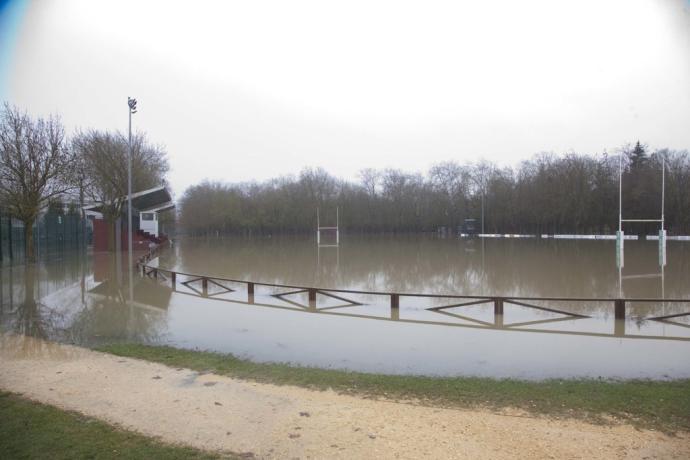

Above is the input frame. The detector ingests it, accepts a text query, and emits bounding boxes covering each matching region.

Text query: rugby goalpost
[316,207,339,247]
[617,153,666,269]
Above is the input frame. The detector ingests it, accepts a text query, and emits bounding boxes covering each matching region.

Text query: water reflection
[0,252,167,348]
[158,273,689,342]
[5,266,67,341]
[162,236,690,298]
[161,236,690,315]
[1,236,689,379]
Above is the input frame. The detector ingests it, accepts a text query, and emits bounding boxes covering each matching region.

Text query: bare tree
[429,161,471,229]
[358,168,380,197]
[429,161,465,197]
[73,129,169,250]
[0,103,73,260]
[178,146,690,236]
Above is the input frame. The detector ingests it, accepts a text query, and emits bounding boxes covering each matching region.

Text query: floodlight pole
[316,208,320,245]
[481,191,485,234]
[618,152,622,234]
[617,152,623,271]
[470,175,486,235]
[128,102,133,271]
[661,156,665,232]
[660,156,666,267]
[127,97,137,300]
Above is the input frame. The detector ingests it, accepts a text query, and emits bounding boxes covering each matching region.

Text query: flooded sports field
[2,235,689,379]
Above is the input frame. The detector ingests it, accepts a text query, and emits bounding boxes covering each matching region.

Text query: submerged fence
[0,211,89,265]
[136,248,690,342]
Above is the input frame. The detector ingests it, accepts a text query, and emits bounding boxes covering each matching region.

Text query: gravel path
[1,334,688,459]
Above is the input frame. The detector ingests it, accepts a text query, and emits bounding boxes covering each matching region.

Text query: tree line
[0,103,169,259]
[3,102,688,258]
[179,142,690,236]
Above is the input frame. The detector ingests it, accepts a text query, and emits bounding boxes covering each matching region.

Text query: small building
[139,202,175,238]
[84,186,175,252]
[461,218,478,236]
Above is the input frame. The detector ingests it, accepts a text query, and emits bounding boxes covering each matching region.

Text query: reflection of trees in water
[174,236,491,294]
[0,266,75,358]
[171,236,690,317]
[0,254,168,347]
[3,265,71,339]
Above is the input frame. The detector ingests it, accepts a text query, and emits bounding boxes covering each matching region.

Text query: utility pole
[481,191,485,234]
[617,151,623,270]
[661,156,665,232]
[618,152,622,235]
[127,97,137,301]
[660,156,666,267]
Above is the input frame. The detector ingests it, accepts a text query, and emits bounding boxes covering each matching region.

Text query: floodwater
[1,235,689,380]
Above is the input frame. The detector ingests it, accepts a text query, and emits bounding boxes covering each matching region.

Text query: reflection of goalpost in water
[617,154,666,297]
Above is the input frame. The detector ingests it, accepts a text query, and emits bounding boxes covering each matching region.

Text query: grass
[99,343,690,434]
[0,391,239,460]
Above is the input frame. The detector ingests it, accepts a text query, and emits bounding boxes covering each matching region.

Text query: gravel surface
[1,334,688,459]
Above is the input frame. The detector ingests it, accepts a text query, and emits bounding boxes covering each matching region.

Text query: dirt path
[1,334,688,459]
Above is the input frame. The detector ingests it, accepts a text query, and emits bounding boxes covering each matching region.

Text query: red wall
[92,218,151,252]
[92,219,109,252]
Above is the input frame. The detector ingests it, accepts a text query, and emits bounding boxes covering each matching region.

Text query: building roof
[84,186,175,215]
[141,201,175,213]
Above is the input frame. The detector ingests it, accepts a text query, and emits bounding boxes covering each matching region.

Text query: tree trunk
[107,219,116,252]
[23,219,34,261]
[79,184,86,251]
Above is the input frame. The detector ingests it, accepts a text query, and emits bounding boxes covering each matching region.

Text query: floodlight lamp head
[128,97,138,113]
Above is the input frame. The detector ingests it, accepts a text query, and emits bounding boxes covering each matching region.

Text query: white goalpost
[617,154,666,269]
[316,207,340,247]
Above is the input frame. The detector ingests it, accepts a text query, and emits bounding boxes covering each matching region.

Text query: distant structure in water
[461,218,478,237]
[616,155,667,299]
[617,155,666,269]
[316,207,339,247]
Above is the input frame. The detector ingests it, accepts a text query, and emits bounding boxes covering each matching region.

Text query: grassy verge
[0,391,237,460]
[99,343,690,434]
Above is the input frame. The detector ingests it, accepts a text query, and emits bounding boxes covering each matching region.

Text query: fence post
[494,298,504,315]
[614,299,625,320]
[391,299,400,321]
[494,298,504,327]
[247,282,254,303]
[391,294,400,310]
[202,278,208,297]
[171,271,176,289]
[308,288,317,308]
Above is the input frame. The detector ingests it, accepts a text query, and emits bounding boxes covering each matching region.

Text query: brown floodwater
[1,235,689,379]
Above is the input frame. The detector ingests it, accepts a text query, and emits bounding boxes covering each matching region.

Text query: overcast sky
[2,0,690,196]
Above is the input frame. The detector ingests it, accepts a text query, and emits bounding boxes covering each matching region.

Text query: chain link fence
[0,210,90,266]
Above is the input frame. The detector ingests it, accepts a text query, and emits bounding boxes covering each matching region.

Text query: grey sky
[4,0,690,197]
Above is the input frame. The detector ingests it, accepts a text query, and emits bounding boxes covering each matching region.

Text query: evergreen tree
[629,141,647,170]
